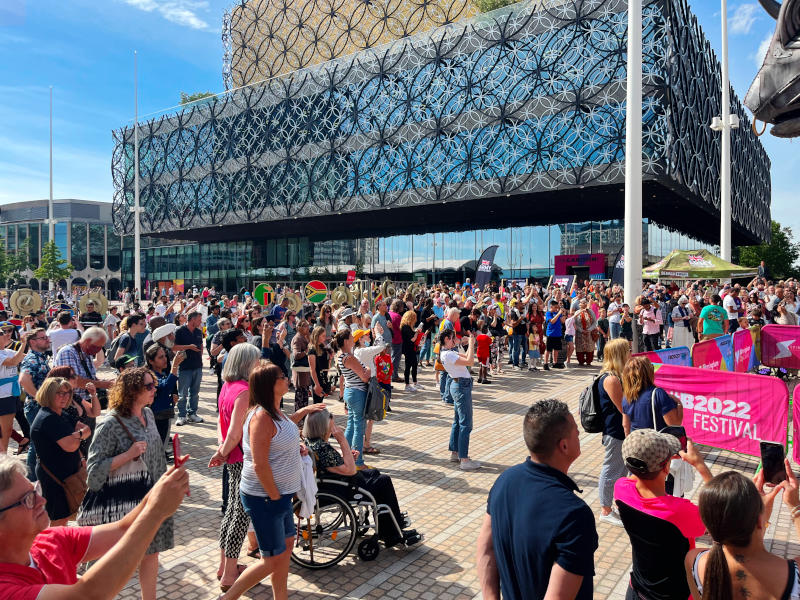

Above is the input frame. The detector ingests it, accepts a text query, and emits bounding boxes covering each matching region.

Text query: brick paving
[100,362,797,599]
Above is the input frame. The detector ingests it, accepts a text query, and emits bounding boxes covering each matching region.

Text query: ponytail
[701,542,731,600]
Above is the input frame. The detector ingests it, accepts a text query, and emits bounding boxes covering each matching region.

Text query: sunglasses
[55,389,73,397]
[143,382,156,391]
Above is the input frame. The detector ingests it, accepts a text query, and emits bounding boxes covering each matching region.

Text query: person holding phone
[686,463,800,600]
[439,329,480,471]
[400,310,421,392]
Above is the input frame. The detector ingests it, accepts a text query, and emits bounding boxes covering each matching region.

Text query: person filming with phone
[615,429,714,599]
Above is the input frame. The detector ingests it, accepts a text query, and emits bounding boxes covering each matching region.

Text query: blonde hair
[601,338,630,379]
[400,310,417,328]
[621,356,655,403]
[35,377,71,409]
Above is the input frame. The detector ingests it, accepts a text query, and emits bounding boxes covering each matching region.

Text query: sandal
[15,439,30,455]
[217,563,247,580]
[246,547,260,559]
[363,446,380,455]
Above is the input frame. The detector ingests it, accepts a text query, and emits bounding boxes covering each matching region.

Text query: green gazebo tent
[642,249,757,280]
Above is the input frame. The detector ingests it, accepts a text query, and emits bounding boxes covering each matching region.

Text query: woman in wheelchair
[302,408,423,547]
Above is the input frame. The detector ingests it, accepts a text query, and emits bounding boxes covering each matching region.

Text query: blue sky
[0,0,797,242]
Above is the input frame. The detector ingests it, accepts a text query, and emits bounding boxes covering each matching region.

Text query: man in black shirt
[79,301,103,329]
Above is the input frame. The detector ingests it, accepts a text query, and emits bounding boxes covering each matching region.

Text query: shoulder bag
[77,412,154,526]
[73,343,109,409]
[39,460,88,517]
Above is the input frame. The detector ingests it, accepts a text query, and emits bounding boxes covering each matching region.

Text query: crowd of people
[0,267,799,599]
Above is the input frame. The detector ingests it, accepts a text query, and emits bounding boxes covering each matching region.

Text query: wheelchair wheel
[291,491,358,569]
[357,537,380,561]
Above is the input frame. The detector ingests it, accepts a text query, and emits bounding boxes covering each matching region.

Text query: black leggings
[353,469,404,543]
[403,350,417,384]
[16,398,30,439]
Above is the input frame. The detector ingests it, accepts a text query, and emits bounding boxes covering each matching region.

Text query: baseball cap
[352,329,371,343]
[622,429,681,476]
[113,354,137,369]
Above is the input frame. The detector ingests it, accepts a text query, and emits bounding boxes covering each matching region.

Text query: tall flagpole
[133,50,141,302]
[719,0,732,261]
[624,0,643,353]
[49,86,55,293]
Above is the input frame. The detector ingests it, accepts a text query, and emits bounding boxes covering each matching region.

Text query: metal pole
[49,86,55,293]
[719,0,732,261]
[624,0,643,353]
[133,50,142,302]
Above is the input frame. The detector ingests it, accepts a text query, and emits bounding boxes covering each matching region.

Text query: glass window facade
[29,224,39,268]
[107,226,121,271]
[54,222,68,264]
[89,224,105,270]
[71,223,87,271]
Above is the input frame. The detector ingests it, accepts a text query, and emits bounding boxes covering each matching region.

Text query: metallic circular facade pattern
[112,0,771,243]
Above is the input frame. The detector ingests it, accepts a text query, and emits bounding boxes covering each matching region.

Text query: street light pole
[132,50,142,302]
[719,0,733,261]
[49,86,55,293]
[624,0,643,353]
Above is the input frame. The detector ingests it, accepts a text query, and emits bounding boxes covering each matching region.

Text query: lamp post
[624,0,643,353]
[49,86,55,294]
[132,50,142,302]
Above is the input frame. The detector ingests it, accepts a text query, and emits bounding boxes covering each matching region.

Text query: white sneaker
[405,385,416,392]
[414,383,425,390]
[450,451,460,463]
[175,417,187,426]
[599,512,623,527]
[460,459,482,471]
[187,414,204,424]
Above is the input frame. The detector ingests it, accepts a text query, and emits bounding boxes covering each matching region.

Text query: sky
[0,0,797,241]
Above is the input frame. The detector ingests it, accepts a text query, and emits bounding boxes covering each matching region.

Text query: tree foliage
[737,220,800,279]
[34,240,74,282]
[180,91,215,105]
[7,239,31,281]
[474,0,519,12]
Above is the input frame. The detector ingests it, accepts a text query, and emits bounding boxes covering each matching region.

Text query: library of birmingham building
[111,0,771,291]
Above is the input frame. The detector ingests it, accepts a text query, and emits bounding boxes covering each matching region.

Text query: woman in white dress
[671,295,695,349]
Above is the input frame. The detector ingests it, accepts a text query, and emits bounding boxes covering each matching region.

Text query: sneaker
[405,384,416,392]
[481,379,492,384]
[543,364,550,371]
[450,451,460,463]
[175,417,187,426]
[599,512,624,527]
[414,383,424,390]
[187,414,204,424]
[460,459,482,471]
[402,530,424,546]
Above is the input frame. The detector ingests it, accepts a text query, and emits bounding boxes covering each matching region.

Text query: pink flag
[654,364,788,457]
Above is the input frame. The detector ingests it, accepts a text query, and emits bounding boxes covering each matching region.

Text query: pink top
[218,380,249,464]
[614,477,705,548]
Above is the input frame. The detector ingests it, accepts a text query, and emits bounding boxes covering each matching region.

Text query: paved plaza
[108,363,796,600]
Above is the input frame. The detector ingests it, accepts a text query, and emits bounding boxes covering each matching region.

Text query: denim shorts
[240,492,296,556]
[0,396,16,416]
[564,334,574,343]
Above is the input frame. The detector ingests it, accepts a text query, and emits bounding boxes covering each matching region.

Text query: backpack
[578,374,605,433]
[364,376,388,422]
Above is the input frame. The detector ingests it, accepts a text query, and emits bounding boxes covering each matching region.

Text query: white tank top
[239,406,301,497]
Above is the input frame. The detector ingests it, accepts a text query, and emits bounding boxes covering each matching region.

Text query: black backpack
[579,374,605,433]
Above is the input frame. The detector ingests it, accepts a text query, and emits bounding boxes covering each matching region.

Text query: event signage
[760,324,800,369]
[304,280,328,303]
[654,364,789,457]
[475,245,499,289]
[632,346,692,366]
[550,274,575,292]
[793,386,800,463]
[346,270,356,285]
[732,327,758,372]
[253,282,275,306]
[691,334,733,371]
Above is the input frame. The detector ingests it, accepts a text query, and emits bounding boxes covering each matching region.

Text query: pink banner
[632,346,692,366]
[691,334,733,371]
[654,364,788,457]
[733,327,757,372]
[760,324,800,369]
[793,386,800,464]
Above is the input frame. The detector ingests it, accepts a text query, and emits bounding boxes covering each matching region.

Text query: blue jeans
[609,321,621,339]
[23,401,40,481]
[418,335,432,363]
[448,377,473,459]
[439,371,453,404]
[344,387,367,466]
[177,367,202,418]
[598,435,626,507]
[391,343,402,378]
[510,334,524,366]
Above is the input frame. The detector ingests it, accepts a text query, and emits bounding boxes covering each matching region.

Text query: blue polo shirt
[622,386,675,432]
[487,458,597,600]
[544,311,564,337]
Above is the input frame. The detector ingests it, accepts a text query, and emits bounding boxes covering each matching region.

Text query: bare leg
[220,539,293,600]
[268,538,294,600]
[364,420,374,449]
[0,413,14,453]
[138,552,159,600]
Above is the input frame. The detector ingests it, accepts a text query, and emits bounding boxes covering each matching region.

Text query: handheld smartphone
[176,350,187,360]
[24,323,32,332]
[661,426,687,452]
[760,441,787,485]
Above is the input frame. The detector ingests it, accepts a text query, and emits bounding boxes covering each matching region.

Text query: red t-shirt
[375,353,393,385]
[0,526,92,600]
[614,477,705,548]
[476,334,492,360]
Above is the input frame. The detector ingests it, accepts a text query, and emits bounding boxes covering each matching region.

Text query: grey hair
[217,318,232,328]
[81,326,108,345]
[446,307,460,320]
[221,343,261,382]
[0,455,27,509]
[302,408,331,440]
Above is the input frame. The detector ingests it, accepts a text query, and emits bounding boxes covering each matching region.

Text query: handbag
[39,461,88,516]
[649,389,695,497]
[73,343,109,409]
[77,412,154,526]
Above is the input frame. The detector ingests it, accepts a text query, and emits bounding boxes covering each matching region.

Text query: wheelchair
[290,474,408,569]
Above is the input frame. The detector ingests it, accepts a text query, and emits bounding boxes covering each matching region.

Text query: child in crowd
[476,324,492,384]
[527,327,541,371]
[596,308,609,360]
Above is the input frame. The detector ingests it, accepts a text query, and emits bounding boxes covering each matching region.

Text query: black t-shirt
[31,407,81,480]
[174,325,203,369]
[80,311,103,328]
[460,316,475,335]
[487,458,598,600]
[420,308,436,333]
[510,310,527,336]
[489,315,506,337]
[598,373,623,440]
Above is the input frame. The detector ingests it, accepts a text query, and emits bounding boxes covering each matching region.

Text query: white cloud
[730,3,759,34]
[754,32,772,67]
[121,0,211,31]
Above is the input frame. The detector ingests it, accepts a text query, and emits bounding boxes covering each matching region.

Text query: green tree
[7,239,31,283]
[474,0,519,12]
[0,240,9,286]
[34,240,74,283]
[180,91,215,105]
[737,220,800,279]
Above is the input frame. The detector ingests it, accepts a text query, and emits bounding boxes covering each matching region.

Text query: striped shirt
[239,406,301,497]
[336,352,367,391]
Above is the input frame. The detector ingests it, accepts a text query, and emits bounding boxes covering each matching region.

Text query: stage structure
[112,0,771,246]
